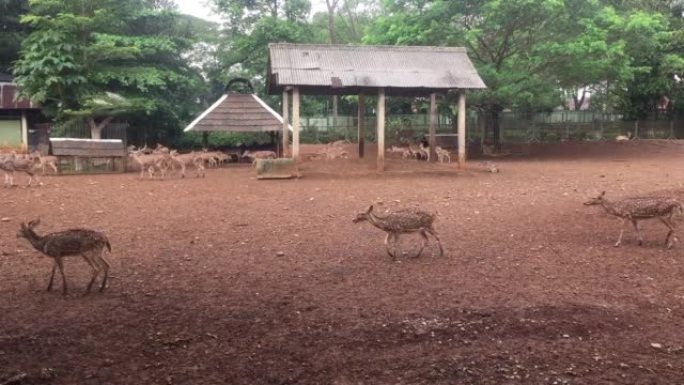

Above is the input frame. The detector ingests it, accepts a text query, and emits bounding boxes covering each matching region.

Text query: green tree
[13,0,204,140]
[0,0,30,74]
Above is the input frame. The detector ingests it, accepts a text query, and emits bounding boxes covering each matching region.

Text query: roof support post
[457,90,466,168]
[282,88,290,157]
[292,86,300,161]
[358,93,365,158]
[376,88,385,172]
[429,92,437,162]
[20,111,28,152]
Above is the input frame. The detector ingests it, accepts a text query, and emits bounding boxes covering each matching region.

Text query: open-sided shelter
[183,79,292,155]
[266,43,486,170]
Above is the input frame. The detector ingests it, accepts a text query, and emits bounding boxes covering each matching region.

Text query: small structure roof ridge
[268,43,467,53]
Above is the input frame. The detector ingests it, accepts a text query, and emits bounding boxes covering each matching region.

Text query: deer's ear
[367,205,374,213]
[599,191,606,197]
[28,219,40,228]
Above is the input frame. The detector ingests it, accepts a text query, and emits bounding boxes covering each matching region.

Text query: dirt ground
[2,140,684,385]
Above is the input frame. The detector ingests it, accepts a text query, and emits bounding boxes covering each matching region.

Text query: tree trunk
[88,117,113,140]
[486,104,504,151]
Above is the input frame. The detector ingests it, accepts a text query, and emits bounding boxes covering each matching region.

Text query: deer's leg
[47,261,57,291]
[384,233,396,260]
[83,253,100,294]
[426,228,445,256]
[631,219,643,246]
[614,218,628,247]
[416,230,429,258]
[95,250,111,292]
[55,258,68,295]
[49,162,57,174]
[659,217,677,248]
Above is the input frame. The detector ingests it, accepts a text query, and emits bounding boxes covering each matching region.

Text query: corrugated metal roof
[0,81,39,110]
[184,93,290,133]
[267,44,486,95]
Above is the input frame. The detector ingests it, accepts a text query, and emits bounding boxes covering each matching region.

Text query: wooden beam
[377,88,386,172]
[358,93,365,158]
[292,86,300,161]
[458,90,466,168]
[20,111,28,152]
[428,93,437,162]
[282,89,289,157]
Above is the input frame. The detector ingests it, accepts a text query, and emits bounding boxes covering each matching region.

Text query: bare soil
[2,140,684,385]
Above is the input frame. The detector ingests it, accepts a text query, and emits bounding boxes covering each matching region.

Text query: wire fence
[298,111,682,145]
[50,111,682,149]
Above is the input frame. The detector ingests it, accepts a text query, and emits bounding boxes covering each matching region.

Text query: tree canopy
[5,0,683,145]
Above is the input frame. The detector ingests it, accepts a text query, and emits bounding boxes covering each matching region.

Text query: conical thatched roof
[183,93,290,133]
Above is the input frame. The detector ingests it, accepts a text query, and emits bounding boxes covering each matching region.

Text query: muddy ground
[2,140,684,384]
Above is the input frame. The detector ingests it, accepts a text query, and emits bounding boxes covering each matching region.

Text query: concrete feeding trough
[49,138,126,174]
[255,158,300,180]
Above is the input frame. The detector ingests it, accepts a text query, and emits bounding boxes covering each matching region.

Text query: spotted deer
[584,191,683,248]
[17,219,112,294]
[0,152,38,187]
[353,205,444,260]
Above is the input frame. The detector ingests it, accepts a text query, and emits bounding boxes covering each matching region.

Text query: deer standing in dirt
[584,191,683,248]
[353,205,444,260]
[242,150,277,165]
[17,219,112,294]
[0,153,38,187]
[30,151,58,175]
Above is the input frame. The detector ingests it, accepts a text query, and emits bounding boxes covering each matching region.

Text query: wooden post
[202,132,209,148]
[292,86,300,161]
[282,89,290,157]
[20,111,28,151]
[358,93,365,158]
[457,90,466,168]
[428,93,437,162]
[377,88,386,171]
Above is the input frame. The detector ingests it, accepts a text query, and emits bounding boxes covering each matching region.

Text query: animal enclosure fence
[298,111,683,145]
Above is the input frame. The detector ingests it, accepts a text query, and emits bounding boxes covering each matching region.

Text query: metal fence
[52,119,128,144]
[298,111,682,144]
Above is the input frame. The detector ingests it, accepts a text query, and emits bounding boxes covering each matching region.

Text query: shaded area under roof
[184,93,289,133]
[267,43,487,96]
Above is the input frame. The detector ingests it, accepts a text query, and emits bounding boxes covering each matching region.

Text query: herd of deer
[14,187,683,295]
[387,143,452,163]
[0,151,59,187]
[127,144,282,179]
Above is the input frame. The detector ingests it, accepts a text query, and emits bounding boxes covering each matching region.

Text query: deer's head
[352,205,374,223]
[17,219,40,238]
[584,191,606,206]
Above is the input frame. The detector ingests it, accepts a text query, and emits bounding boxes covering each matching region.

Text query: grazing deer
[353,205,444,260]
[616,132,633,141]
[17,219,112,294]
[242,150,277,165]
[584,191,683,248]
